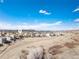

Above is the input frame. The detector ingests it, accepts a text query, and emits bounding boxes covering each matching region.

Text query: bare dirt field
[0,31,79,59]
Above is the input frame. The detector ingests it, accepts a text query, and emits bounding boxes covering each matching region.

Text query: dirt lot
[0,31,79,59]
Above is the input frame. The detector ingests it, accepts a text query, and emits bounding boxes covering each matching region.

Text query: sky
[0,0,79,30]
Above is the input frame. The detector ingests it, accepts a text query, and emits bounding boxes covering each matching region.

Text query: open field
[0,30,79,59]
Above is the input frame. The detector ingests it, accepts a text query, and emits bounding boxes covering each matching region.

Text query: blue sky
[0,0,79,30]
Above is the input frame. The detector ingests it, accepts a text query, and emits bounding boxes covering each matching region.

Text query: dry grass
[21,49,29,55]
[73,39,79,42]
[48,45,63,55]
[64,42,76,48]
[20,50,29,59]
[64,41,79,49]
[49,45,63,50]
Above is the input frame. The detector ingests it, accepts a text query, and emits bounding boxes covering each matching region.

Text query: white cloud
[39,10,51,15]
[0,21,79,30]
[74,18,79,23]
[0,21,63,30]
[0,22,15,30]
[52,21,62,25]
[73,7,79,12]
